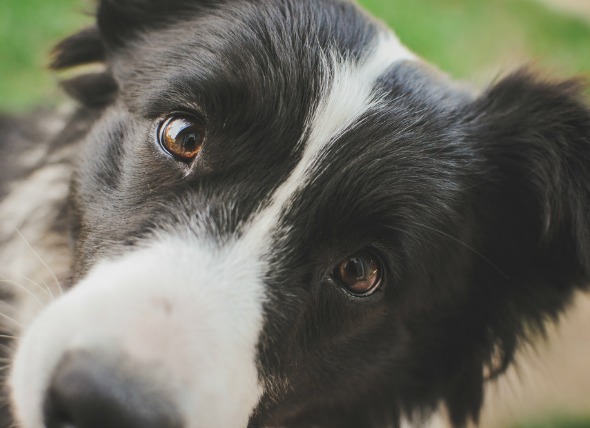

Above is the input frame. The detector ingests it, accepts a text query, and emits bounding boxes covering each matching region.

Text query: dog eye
[157,115,205,161]
[333,251,383,296]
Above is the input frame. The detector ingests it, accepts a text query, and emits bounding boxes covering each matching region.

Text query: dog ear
[50,26,105,70]
[50,0,217,106]
[465,70,590,378]
[96,0,218,49]
[50,26,118,107]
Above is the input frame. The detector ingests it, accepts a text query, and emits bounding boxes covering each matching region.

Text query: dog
[1,0,589,427]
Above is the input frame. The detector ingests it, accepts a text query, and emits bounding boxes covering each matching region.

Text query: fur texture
[1,0,589,427]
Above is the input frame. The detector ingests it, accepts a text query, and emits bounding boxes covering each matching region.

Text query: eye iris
[160,116,204,161]
[335,252,381,295]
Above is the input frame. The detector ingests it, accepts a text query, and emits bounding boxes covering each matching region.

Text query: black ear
[50,26,105,70]
[97,0,218,48]
[466,70,590,378]
[51,0,218,105]
[50,26,118,107]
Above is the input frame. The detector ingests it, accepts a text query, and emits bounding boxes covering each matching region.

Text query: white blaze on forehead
[244,32,415,246]
[9,31,415,428]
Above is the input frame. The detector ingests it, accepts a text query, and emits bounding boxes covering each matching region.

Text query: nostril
[44,351,181,428]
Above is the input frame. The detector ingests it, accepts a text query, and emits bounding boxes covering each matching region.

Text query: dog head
[9,0,590,427]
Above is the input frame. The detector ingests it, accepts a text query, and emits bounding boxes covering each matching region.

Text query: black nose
[44,351,181,428]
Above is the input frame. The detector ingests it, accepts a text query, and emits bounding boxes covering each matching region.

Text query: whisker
[0,268,53,299]
[0,334,17,340]
[13,227,64,296]
[412,221,508,278]
[0,280,45,308]
[0,311,22,329]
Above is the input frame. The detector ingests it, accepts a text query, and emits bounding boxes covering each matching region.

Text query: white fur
[9,31,414,427]
[246,32,414,250]
[11,236,265,428]
[400,408,451,428]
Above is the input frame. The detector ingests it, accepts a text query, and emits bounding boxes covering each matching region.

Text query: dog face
[7,0,590,427]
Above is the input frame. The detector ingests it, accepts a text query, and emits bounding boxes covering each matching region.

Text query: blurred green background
[1,0,590,112]
[1,0,589,427]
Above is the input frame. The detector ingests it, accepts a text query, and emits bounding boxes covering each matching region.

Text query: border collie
[1,0,589,427]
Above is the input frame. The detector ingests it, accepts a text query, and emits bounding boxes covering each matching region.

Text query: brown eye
[333,251,383,296]
[158,115,205,161]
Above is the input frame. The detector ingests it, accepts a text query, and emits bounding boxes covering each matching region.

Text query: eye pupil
[158,115,205,161]
[343,257,365,280]
[181,133,198,150]
[334,252,382,296]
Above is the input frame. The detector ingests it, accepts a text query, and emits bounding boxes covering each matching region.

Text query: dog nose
[44,351,181,428]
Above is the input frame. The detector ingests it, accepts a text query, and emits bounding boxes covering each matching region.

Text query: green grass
[0,0,92,111]
[512,415,590,428]
[361,0,590,81]
[1,0,589,112]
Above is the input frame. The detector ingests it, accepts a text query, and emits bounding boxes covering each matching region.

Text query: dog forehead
[78,0,473,272]
[124,0,380,60]
[112,0,381,111]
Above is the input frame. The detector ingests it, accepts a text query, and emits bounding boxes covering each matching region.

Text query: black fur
[1,0,589,427]
[50,27,105,70]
